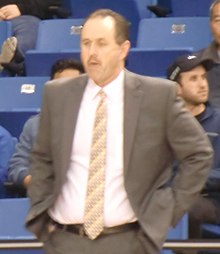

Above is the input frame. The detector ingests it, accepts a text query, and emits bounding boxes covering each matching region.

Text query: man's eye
[99,42,107,46]
[212,17,220,22]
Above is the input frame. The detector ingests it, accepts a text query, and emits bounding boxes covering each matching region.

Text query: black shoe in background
[147,5,171,17]
[1,62,25,76]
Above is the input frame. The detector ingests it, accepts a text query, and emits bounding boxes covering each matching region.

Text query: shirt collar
[85,70,124,102]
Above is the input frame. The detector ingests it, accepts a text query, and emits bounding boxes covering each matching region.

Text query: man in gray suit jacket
[26,9,213,254]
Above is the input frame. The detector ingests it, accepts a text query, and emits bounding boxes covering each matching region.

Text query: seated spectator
[0,0,64,76]
[167,53,220,250]
[0,125,15,198]
[7,58,84,191]
[198,0,220,107]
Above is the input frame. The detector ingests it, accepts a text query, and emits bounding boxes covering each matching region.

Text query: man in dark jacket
[167,53,220,243]
[198,0,220,108]
[0,0,61,75]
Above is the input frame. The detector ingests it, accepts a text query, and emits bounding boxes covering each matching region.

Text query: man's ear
[120,40,131,60]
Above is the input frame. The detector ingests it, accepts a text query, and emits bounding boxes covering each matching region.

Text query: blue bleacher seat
[0,198,43,254]
[0,21,11,47]
[160,214,188,254]
[166,214,188,240]
[0,21,12,77]
[0,76,48,138]
[0,198,34,240]
[62,0,71,9]
[171,0,211,17]
[25,50,80,76]
[34,19,84,51]
[26,48,191,77]
[126,48,192,77]
[137,17,212,51]
[202,223,220,239]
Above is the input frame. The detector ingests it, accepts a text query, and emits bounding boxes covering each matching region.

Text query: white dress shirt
[49,70,136,226]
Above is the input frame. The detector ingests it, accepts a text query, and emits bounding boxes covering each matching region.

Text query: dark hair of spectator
[50,58,85,79]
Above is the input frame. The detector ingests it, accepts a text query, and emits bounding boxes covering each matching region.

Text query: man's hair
[82,9,129,45]
[210,0,220,19]
[50,58,85,79]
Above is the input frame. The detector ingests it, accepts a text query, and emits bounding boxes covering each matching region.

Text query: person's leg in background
[189,195,220,238]
[0,15,40,76]
[175,196,220,254]
[11,15,40,54]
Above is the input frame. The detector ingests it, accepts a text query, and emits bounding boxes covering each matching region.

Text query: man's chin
[87,70,101,81]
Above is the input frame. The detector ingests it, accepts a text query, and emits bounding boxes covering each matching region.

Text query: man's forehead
[81,16,116,40]
[84,16,115,29]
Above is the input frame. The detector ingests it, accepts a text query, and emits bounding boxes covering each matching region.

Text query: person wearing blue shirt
[0,125,15,198]
[167,53,220,244]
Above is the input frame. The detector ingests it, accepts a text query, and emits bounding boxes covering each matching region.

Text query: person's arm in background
[8,114,39,189]
[0,126,15,184]
[203,132,220,192]
[0,0,61,20]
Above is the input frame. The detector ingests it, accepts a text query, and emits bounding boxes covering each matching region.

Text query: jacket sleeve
[165,88,213,226]
[17,0,61,19]
[202,129,220,192]
[8,116,39,187]
[0,126,15,184]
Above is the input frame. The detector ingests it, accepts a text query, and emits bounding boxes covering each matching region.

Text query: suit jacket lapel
[124,71,143,174]
[60,76,88,183]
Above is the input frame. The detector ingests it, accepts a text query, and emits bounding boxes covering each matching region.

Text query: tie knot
[98,90,106,100]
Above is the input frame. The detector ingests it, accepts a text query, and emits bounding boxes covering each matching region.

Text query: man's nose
[89,43,97,55]
[199,79,208,88]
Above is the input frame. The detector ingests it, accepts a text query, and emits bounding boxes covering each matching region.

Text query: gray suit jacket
[26,70,213,250]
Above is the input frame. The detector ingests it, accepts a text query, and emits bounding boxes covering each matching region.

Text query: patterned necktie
[84,90,107,240]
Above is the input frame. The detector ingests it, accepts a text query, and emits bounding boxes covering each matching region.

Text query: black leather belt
[49,219,139,237]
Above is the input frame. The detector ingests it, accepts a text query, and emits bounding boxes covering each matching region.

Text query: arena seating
[126,48,191,77]
[0,76,48,138]
[26,48,192,77]
[0,21,11,48]
[0,198,43,254]
[64,0,141,47]
[34,18,84,51]
[161,214,188,254]
[171,0,211,17]
[25,50,80,76]
[0,21,12,77]
[202,223,220,239]
[136,17,212,51]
